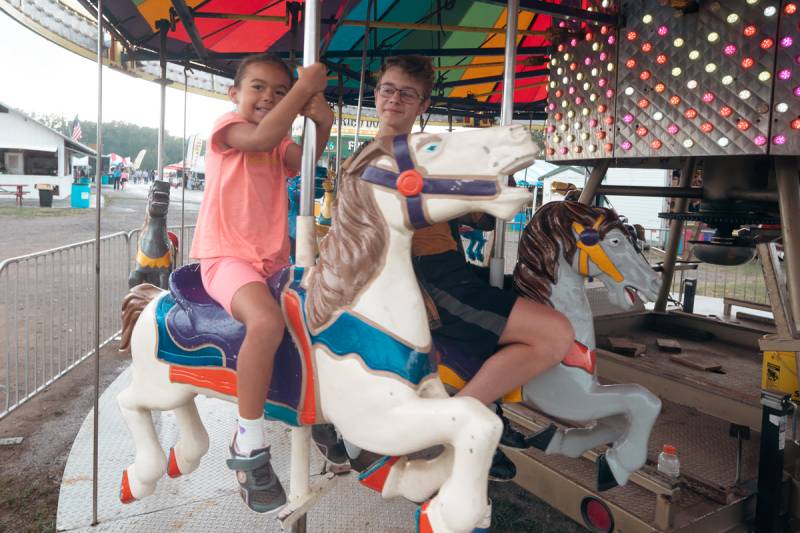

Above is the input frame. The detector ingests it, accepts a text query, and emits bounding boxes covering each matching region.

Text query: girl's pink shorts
[199,257,284,316]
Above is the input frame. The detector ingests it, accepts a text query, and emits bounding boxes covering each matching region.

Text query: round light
[687,79,698,89]
[685,108,698,119]
[761,38,775,49]
[604,143,613,152]
[654,111,664,120]
[744,25,757,37]
[623,113,634,124]
[546,147,555,156]
[577,72,585,80]
[640,70,652,81]
[641,42,653,53]
[627,31,638,41]
[658,26,669,37]
[589,118,598,127]
[718,137,730,147]
[672,67,683,76]
[669,95,682,105]
[607,63,615,72]
[795,85,800,97]
[765,6,777,16]
[626,58,637,69]
[720,106,734,117]
[584,57,592,66]
[582,108,591,116]
[727,13,740,23]
[705,63,718,73]
[667,124,680,134]
[598,77,607,87]
[583,82,591,90]
[683,139,695,148]
[608,35,616,45]
[786,3,798,15]
[625,86,635,96]
[567,134,576,142]
[592,42,601,51]
[599,52,608,61]
[598,104,608,113]
[554,112,563,121]
[689,50,700,60]
[777,102,789,112]
[589,93,598,102]
[779,69,792,80]
[746,0,759,4]
[701,122,714,133]
[588,144,597,153]
[739,89,752,99]
[781,36,794,48]
[573,145,582,153]
[596,130,606,139]
[742,57,755,69]
[774,134,787,145]
[638,98,650,108]
[621,140,632,150]
[559,147,568,155]
[642,14,653,24]
[651,139,663,149]
[656,53,668,64]
[759,71,772,82]
[723,44,737,57]
[722,75,734,85]
[792,118,800,129]
[754,135,768,146]
[604,116,614,125]
[580,132,589,140]
[553,134,561,143]
[674,37,685,47]
[707,32,720,43]
[702,92,716,103]
[636,126,648,136]
[575,96,584,105]
[655,82,667,93]
[737,119,751,130]
[560,123,568,131]
[567,109,575,118]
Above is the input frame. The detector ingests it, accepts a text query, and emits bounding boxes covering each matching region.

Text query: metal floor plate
[57,366,417,532]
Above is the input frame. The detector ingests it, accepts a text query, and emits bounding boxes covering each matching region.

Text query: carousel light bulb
[596,130,606,139]
[570,38,578,47]
[741,57,755,68]
[754,135,767,146]
[584,57,592,66]
[580,132,589,141]
[744,25,757,37]
[667,123,680,134]
[701,122,714,133]
[591,68,599,76]
[638,98,650,108]
[557,67,565,75]
[625,86,635,96]
[779,69,792,80]
[792,118,800,129]
[589,93,598,102]
[759,71,772,82]
[683,139,695,148]
[604,142,613,152]
[567,109,575,118]
[674,37,685,47]
[720,106,734,117]
[606,89,614,98]
[627,31,638,41]
[705,63,718,73]
[722,75,734,85]
[737,119,751,130]
[626,58,637,69]
[765,6,777,16]
[598,77,608,87]
[724,44,737,56]
[702,91,716,103]
[559,147,569,154]
[553,134,562,143]
[560,124,568,131]
[546,148,555,156]
[643,14,653,24]
[554,112,563,121]
[739,89,752,99]
[599,52,608,61]
[549,81,557,88]
[657,54,668,64]
[777,102,789,112]
[761,38,774,49]
[687,79,698,89]
[589,118,598,127]
[727,13,740,24]
[607,63,615,72]
[746,0,759,4]
[655,82,667,93]
[636,126,648,136]
[654,111,664,120]
[592,42,601,51]
[601,25,609,35]
[623,113,635,123]
[577,72,585,80]
[685,108,698,119]
[658,26,669,37]
[651,139,663,149]
[567,134,575,142]
[562,100,569,108]
[672,67,683,76]
[583,82,591,91]
[642,42,653,53]
[582,108,591,116]
[718,137,730,147]
[774,134,787,145]
[781,36,794,48]
[795,85,800,96]
[598,104,608,113]
[575,96,584,105]
[563,53,570,61]
[669,95,682,105]
[786,3,798,15]
[707,32,720,43]
[689,50,700,60]
[562,76,569,84]
[604,116,614,125]
[608,35,616,45]
[588,144,597,153]
[621,140,633,150]
[640,70,652,81]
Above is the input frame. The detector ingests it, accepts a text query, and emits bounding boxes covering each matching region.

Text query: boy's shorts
[200,257,283,316]
[414,250,518,361]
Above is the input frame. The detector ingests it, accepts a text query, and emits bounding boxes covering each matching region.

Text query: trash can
[70,183,91,208]
[35,184,54,207]
[101,175,110,185]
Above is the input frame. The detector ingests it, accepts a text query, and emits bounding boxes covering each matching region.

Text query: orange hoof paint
[416,500,434,533]
[120,470,135,504]
[167,448,182,478]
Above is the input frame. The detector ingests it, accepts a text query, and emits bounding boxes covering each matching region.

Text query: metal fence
[0,225,195,420]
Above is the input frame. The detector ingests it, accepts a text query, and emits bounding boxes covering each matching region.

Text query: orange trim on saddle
[169,365,238,397]
[282,289,318,425]
[562,341,596,374]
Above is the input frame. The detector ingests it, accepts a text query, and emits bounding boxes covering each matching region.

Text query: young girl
[190,53,333,513]
[373,56,575,481]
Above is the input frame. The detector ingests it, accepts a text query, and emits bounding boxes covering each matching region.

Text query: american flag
[70,115,82,142]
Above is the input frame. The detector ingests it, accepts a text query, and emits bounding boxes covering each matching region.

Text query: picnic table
[0,184,30,207]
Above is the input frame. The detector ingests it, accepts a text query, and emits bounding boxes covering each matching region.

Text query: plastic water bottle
[657,444,680,478]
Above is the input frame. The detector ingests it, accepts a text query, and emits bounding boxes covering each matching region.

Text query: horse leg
[117,385,168,501]
[543,413,628,457]
[167,400,210,478]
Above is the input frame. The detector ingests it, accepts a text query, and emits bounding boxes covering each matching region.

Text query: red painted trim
[169,365,238,397]
[120,469,135,504]
[360,456,401,493]
[283,290,317,425]
[417,500,434,533]
[167,447,182,478]
[562,341,596,374]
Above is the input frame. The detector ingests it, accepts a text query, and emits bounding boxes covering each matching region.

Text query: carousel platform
[56,366,417,532]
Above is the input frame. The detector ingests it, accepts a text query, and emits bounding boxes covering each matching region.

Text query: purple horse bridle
[360,135,499,229]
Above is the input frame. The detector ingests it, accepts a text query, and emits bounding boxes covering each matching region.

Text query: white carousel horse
[437,201,663,491]
[116,125,536,533]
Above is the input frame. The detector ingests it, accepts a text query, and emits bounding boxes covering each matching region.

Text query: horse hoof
[358,455,400,493]
[120,470,136,504]
[525,423,557,451]
[167,448,182,478]
[597,454,619,492]
[415,501,434,533]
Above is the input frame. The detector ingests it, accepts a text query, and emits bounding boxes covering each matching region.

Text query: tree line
[28,112,184,170]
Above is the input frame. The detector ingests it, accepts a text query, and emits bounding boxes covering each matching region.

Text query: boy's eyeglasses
[375,84,424,103]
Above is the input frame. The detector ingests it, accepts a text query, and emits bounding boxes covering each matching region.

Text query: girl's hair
[376,56,434,99]
[233,53,295,87]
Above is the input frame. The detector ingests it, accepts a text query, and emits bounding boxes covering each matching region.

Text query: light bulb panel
[772,1,800,154]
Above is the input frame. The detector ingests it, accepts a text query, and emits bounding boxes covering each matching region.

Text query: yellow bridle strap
[571,217,624,282]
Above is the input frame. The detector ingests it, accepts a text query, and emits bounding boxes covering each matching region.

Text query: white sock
[236,415,266,454]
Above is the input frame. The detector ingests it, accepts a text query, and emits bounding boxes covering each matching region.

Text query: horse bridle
[572,215,624,282]
[360,135,500,229]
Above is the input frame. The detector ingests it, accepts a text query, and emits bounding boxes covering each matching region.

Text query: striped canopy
[94,1,613,118]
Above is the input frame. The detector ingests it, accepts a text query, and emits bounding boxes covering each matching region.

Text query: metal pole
[489,0,519,289]
[775,156,800,336]
[335,74,344,179]
[156,20,169,182]
[353,0,373,145]
[578,160,610,205]
[91,0,104,525]
[181,68,188,266]
[654,158,697,311]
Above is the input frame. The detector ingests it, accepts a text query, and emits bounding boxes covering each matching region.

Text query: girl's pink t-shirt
[190,112,298,274]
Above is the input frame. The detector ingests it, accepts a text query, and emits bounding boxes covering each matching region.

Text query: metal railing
[0,225,195,420]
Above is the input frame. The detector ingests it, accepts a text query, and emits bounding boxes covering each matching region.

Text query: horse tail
[120,284,162,352]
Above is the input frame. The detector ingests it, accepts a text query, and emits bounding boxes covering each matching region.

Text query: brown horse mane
[304,139,392,331]
[513,201,625,306]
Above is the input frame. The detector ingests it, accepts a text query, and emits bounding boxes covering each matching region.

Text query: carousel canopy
[77,1,615,119]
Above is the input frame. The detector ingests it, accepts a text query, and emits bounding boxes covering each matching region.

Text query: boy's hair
[233,53,295,87]
[376,56,434,99]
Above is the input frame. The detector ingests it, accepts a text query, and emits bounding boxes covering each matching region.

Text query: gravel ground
[0,185,585,532]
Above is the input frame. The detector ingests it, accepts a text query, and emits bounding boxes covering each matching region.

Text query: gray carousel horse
[128,180,175,289]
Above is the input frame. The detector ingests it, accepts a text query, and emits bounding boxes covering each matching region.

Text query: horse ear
[342,138,393,176]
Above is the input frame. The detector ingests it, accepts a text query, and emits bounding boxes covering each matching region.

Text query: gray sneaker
[226,444,287,514]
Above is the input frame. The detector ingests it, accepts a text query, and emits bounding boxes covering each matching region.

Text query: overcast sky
[0,11,230,139]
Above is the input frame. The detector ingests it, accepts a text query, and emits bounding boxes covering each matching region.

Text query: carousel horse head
[515,201,660,309]
[146,180,171,219]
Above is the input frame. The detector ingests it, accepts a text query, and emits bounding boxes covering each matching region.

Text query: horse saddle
[155,264,315,426]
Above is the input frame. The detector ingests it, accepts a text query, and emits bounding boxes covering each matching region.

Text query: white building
[0,101,96,199]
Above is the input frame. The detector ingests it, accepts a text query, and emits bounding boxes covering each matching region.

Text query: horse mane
[305,139,391,330]
[513,201,625,306]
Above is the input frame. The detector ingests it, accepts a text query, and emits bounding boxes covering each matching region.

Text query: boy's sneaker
[226,444,287,514]
[496,403,528,449]
[311,424,350,466]
[489,448,516,482]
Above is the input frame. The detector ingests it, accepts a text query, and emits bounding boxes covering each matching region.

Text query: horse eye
[423,143,439,152]
[610,238,621,246]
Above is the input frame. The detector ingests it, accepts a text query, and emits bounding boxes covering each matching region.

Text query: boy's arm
[223,63,328,153]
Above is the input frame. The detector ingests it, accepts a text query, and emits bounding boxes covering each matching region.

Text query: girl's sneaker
[226,443,287,514]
